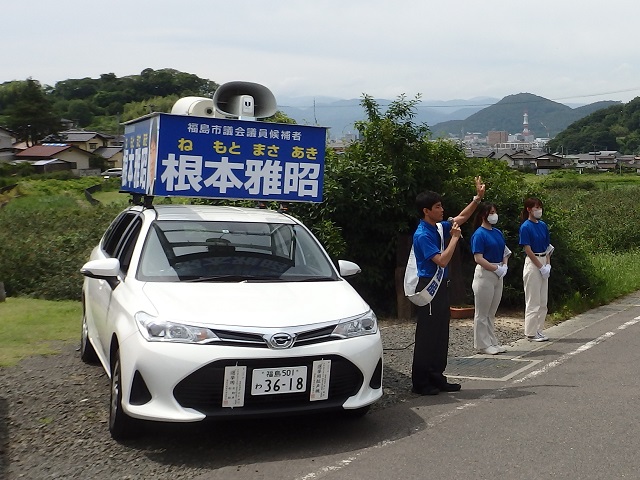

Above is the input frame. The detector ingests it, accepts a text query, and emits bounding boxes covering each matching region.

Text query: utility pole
[540,121,550,138]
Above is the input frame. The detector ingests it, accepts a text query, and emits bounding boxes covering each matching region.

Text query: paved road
[194,292,640,480]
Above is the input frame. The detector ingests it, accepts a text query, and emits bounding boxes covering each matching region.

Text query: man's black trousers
[411,278,450,390]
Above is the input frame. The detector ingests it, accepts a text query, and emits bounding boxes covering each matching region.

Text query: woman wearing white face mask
[471,202,511,355]
[519,197,552,342]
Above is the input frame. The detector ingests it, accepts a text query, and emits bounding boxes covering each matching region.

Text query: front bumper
[118,331,383,422]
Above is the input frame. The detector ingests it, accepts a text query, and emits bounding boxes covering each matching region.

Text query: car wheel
[80,313,98,364]
[109,350,137,440]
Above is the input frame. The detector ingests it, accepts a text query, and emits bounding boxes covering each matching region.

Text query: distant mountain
[276,97,500,138]
[430,93,620,138]
[277,95,343,107]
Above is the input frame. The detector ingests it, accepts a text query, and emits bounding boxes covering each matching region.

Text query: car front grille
[211,329,266,347]
[210,324,338,348]
[173,355,363,416]
[294,325,336,345]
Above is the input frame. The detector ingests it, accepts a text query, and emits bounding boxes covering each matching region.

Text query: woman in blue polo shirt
[519,197,552,342]
[471,202,510,355]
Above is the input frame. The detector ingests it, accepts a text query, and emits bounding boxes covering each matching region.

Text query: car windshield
[137,220,339,282]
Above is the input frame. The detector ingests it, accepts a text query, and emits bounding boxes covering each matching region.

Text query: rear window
[137,220,338,282]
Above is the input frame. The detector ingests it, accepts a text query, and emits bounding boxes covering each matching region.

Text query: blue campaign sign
[122,113,326,202]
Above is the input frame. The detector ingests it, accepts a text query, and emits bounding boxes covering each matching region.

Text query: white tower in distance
[522,111,530,137]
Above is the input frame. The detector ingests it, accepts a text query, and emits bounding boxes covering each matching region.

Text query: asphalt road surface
[193,291,640,480]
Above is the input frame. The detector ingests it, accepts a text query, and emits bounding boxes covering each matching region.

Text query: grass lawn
[0,297,82,367]
[91,189,130,205]
[590,250,640,302]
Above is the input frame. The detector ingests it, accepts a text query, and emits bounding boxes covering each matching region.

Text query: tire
[80,313,98,364]
[109,350,137,440]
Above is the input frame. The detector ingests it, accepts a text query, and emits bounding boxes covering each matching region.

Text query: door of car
[90,211,143,359]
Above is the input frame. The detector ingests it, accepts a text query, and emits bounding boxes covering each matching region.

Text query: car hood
[141,281,370,328]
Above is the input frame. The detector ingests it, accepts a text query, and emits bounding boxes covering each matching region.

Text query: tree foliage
[293,95,485,313]
[291,94,597,315]
[0,69,297,138]
[2,79,61,145]
[548,97,640,154]
[0,69,220,136]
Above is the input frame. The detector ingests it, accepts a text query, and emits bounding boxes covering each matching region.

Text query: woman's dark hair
[473,202,496,230]
[415,191,442,218]
[521,197,543,222]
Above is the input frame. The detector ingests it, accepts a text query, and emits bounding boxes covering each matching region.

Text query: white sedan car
[80,204,383,439]
[100,167,123,178]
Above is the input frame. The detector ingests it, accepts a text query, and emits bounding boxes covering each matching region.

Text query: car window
[137,220,338,282]
[116,217,143,274]
[102,212,138,257]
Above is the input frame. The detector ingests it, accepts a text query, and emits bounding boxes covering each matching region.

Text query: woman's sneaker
[527,332,549,342]
[482,346,500,355]
[494,344,507,353]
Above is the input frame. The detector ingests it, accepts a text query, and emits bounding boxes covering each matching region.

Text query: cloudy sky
[6,0,640,106]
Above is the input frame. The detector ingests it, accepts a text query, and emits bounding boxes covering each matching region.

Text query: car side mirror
[80,258,121,289]
[338,260,361,277]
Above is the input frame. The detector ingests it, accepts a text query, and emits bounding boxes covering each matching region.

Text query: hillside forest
[0,70,215,145]
[1,68,640,155]
[547,97,640,155]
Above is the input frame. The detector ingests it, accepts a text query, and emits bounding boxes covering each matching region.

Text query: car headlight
[135,312,219,344]
[332,310,378,338]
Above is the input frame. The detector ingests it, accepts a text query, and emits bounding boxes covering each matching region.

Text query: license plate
[251,366,307,395]
[222,365,247,408]
[309,359,331,401]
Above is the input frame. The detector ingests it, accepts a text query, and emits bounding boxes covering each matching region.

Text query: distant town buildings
[5,108,634,177]
[0,129,124,175]
[487,130,508,146]
[476,111,550,150]
[325,108,640,175]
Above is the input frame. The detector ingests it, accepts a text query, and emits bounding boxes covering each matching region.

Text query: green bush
[0,196,122,300]
[547,187,640,253]
[0,174,637,315]
[0,162,35,179]
[541,176,597,191]
[520,175,640,313]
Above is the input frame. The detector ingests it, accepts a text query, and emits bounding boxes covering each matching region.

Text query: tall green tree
[5,79,60,146]
[294,94,543,316]
[295,95,470,314]
[66,99,94,127]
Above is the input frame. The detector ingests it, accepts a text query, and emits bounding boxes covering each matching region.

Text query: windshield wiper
[292,276,336,282]
[184,275,285,283]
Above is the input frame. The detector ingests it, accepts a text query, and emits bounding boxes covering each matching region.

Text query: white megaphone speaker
[170,82,277,120]
[170,97,215,117]
[213,81,277,120]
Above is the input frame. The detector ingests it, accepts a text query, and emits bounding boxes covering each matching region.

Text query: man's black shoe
[411,385,440,396]
[438,382,461,392]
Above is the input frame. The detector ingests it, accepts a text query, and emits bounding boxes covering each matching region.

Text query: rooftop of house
[93,146,123,159]
[15,143,92,159]
[15,144,72,158]
[44,130,115,143]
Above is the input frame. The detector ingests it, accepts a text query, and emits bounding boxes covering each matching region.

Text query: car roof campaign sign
[122,113,327,202]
